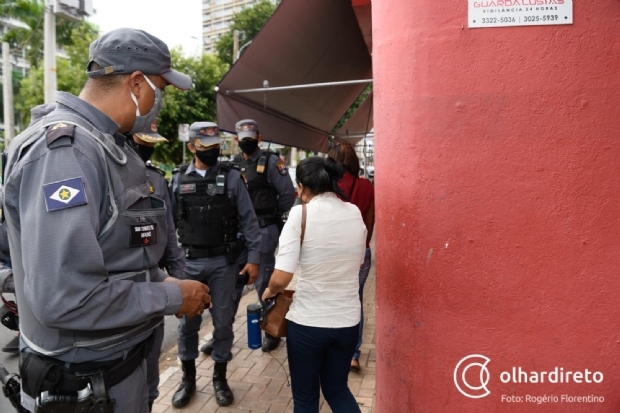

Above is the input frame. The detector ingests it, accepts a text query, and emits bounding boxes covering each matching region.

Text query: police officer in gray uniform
[232,119,296,351]
[2,29,210,413]
[131,121,186,412]
[0,102,60,355]
[169,122,261,408]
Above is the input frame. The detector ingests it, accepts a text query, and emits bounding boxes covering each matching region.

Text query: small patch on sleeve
[276,160,288,176]
[43,177,88,212]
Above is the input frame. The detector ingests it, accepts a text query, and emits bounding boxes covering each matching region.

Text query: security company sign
[469,0,573,28]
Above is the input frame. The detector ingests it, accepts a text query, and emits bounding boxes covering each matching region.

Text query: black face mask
[195,148,220,167]
[239,139,259,155]
[136,144,155,163]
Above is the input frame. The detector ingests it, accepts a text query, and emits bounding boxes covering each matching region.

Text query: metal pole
[291,147,297,167]
[225,79,373,94]
[232,30,240,64]
[182,143,186,163]
[2,42,15,145]
[21,48,26,76]
[363,134,368,179]
[43,0,57,103]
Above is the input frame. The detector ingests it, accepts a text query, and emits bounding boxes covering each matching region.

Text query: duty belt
[20,332,155,397]
[185,239,245,261]
[185,245,228,259]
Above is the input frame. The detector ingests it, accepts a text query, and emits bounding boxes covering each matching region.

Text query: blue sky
[89,0,204,56]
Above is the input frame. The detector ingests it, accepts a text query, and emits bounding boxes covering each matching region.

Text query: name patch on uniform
[130,223,158,247]
[276,160,288,176]
[42,177,88,212]
[180,184,196,194]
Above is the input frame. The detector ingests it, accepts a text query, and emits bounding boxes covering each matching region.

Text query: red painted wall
[372,1,620,412]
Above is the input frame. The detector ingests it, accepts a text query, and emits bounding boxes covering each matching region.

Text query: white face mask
[128,76,163,135]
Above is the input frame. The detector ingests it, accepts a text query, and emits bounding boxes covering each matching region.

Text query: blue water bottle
[247,303,262,349]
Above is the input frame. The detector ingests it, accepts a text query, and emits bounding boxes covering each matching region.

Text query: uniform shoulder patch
[42,177,88,212]
[46,123,76,148]
[275,159,288,176]
[220,161,240,172]
[173,163,189,175]
[146,162,166,176]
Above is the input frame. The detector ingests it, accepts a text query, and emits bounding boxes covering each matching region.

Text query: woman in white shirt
[263,157,366,413]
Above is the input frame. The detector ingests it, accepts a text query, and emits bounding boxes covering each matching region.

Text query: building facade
[374,1,620,411]
[202,0,262,55]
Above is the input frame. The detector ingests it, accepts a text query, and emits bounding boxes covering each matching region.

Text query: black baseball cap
[86,28,192,90]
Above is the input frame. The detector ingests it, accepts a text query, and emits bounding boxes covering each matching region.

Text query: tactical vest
[4,109,165,356]
[238,152,279,216]
[176,163,239,248]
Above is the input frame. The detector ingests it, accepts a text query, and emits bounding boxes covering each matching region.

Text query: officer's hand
[240,263,259,284]
[164,278,210,318]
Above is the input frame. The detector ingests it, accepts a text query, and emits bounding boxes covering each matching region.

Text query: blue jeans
[353,247,372,360]
[286,321,361,413]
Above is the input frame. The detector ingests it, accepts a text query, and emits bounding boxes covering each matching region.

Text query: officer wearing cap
[231,119,296,352]
[0,103,56,355]
[2,28,210,413]
[169,122,261,408]
[130,120,185,412]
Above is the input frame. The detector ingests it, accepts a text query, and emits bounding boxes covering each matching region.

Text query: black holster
[20,332,154,413]
[226,239,245,265]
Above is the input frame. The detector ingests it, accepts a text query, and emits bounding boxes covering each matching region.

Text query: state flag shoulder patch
[43,177,88,212]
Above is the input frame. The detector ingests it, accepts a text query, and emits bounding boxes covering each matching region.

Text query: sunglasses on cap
[236,122,258,132]
[198,126,219,136]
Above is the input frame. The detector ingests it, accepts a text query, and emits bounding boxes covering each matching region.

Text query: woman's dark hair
[296,156,348,200]
[327,142,360,176]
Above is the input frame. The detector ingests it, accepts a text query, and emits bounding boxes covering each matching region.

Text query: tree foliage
[215,0,278,65]
[154,50,228,166]
[0,0,96,68]
[14,23,98,126]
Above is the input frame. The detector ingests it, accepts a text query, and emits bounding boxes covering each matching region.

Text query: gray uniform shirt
[170,160,262,264]
[3,92,183,362]
[146,164,185,278]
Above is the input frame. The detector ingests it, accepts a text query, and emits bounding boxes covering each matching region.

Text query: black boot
[213,361,234,406]
[261,332,281,352]
[171,360,196,408]
[200,338,214,355]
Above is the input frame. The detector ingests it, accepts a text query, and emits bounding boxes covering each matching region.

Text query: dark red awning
[216,0,372,152]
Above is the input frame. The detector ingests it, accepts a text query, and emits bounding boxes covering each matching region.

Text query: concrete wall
[372,1,620,411]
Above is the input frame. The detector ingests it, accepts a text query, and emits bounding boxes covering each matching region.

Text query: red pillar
[373,1,620,412]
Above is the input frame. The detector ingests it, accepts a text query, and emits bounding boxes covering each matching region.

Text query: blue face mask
[129,76,163,135]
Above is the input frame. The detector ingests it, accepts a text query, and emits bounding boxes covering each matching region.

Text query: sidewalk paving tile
[154,253,376,413]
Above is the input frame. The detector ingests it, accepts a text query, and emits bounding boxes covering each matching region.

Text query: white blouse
[275,192,367,328]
